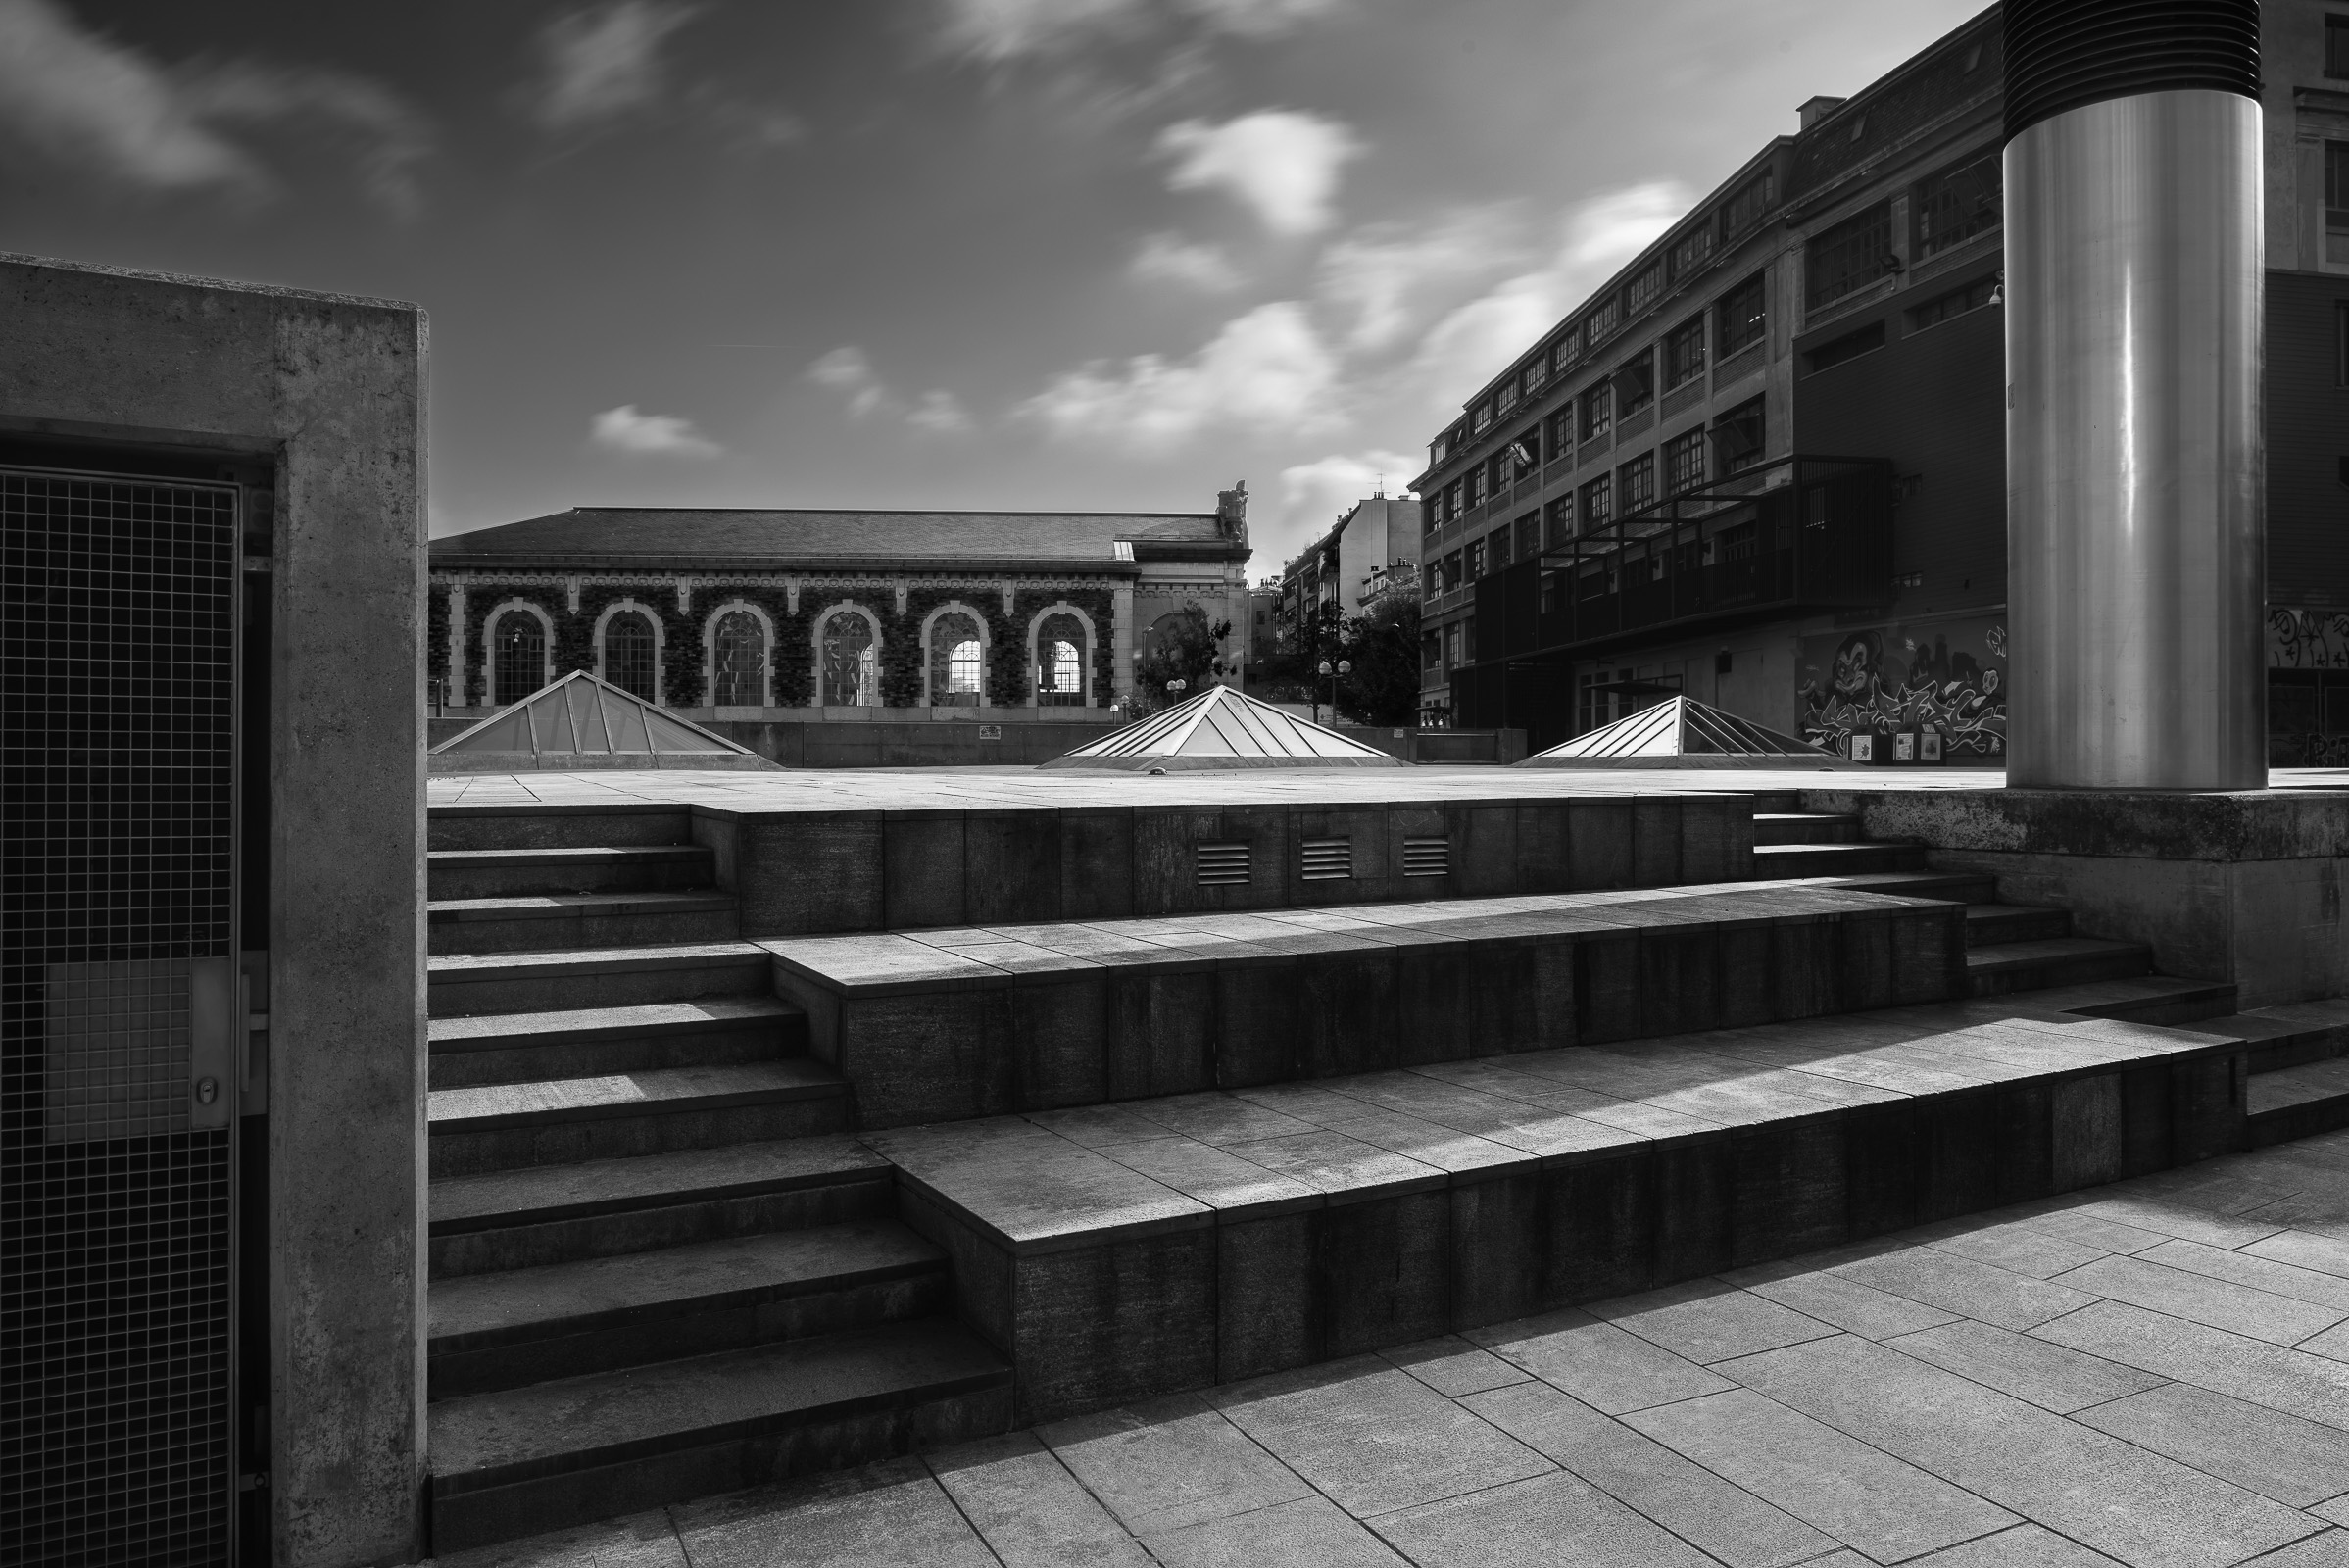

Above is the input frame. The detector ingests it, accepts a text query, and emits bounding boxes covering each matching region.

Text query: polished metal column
[2003,0,2266,789]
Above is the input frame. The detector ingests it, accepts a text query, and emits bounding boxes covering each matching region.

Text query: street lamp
[1316,659,1351,721]
[1167,677,1188,699]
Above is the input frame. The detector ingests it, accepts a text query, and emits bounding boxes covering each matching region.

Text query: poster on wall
[1797,617,2007,760]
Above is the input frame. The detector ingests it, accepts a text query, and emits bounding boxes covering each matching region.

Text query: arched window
[819,611,879,707]
[604,610,659,703]
[711,610,766,708]
[929,610,985,707]
[1036,611,1088,707]
[493,613,545,707]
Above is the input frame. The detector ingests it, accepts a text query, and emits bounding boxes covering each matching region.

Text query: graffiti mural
[1798,617,2008,760]
[2270,608,2349,670]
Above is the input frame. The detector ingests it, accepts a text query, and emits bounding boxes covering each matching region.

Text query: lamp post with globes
[1316,659,1351,724]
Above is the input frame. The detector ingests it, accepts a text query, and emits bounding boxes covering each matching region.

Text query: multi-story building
[1270,491,1424,673]
[1422,2,2349,762]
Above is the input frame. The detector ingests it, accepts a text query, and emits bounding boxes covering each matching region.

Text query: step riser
[427,1383,1012,1554]
[1753,846,1928,875]
[431,859,714,901]
[430,809,693,853]
[429,907,741,956]
[1822,874,1997,904]
[429,960,773,1018]
[431,1177,897,1278]
[430,1028,790,1090]
[1752,820,1863,846]
[2248,1095,2349,1148]
[431,1099,851,1178]
[2057,992,2238,1028]
[430,1273,949,1398]
[2248,1026,2349,1074]
[1965,911,2072,948]
[1969,952,2152,997]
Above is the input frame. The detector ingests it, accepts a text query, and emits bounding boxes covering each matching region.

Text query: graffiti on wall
[2270,608,2349,670]
[1798,617,2008,759]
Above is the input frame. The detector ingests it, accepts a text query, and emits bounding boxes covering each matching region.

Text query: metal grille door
[1,467,240,1566]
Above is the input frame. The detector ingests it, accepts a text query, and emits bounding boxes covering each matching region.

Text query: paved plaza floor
[434,1127,2349,1568]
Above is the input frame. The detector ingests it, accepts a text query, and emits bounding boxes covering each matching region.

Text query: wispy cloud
[1017,300,1341,452]
[525,1,698,131]
[0,0,430,212]
[590,404,722,457]
[936,0,1346,61]
[1154,110,1359,236]
[1129,231,1241,293]
[807,347,972,434]
[1271,448,1419,563]
[1316,205,1525,353]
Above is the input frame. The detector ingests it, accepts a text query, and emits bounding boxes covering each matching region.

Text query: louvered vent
[1196,841,1251,886]
[1300,838,1352,881]
[2004,0,2259,145]
[1403,835,1450,877]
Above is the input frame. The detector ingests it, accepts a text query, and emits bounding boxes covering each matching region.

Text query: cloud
[1129,232,1241,293]
[1154,110,1359,236]
[1017,301,1341,452]
[1404,181,1687,411]
[936,0,1345,61]
[1315,205,1524,353]
[1269,448,1420,563]
[590,404,722,457]
[0,0,429,211]
[526,2,698,130]
[807,347,972,433]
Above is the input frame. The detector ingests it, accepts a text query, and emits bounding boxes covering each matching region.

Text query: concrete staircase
[421,813,1009,1553]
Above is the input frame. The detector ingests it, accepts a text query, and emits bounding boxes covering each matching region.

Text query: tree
[1132,601,1232,710]
[1331,589,1423,726]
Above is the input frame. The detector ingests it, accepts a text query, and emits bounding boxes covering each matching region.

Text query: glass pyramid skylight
[1518,696,1859,769]
[1043,684,1405,771]
[431,670,772,771]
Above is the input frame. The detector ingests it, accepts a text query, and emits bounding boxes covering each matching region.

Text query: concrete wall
[1,255,426,1566]
[1804,786,2349,1008]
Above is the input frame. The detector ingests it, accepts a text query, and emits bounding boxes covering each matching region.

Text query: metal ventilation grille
[1196,842,1251,886]
[1403,836,1450,877]
[2004,0,2260,144]
[1,467,239,1567]
[1299,839,1352,881]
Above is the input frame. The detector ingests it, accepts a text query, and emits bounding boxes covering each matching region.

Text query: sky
[0,0,1987,571]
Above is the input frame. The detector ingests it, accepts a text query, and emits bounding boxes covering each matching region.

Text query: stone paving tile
[2137,1237,2349,1311]
[1140,1496,1410,1568]
[923,1431,1152,1568]
[1589,1279,1840,1365]
[667,1458,997,1568]
[1038,1391,1314,1535]
[1906,1524,2129,1566]
[1371,1470,1721,1568]
[2252,1533,2349,1567]
[2049,1255,2349,1347]
[1460,1380,1838,1568]
[1882,1319,2170,1414]
[1928,1221,2113,1281]
[1378,1336,1536,1398]
[2319,1498,2349,1529]
[1210,1363,1553,1518]
[1737,1266,1965,1341]
[1726,1334,2318,1568]
[1835,1247,2101,1331]
[1625,1386,2021,1562]
[2069,1382,2349,1508]
[2033,1300,2349,1432]
[428,1510,686,1568]
[1467,1308,1736,1415]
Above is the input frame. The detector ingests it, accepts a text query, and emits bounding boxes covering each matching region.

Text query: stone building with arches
[427,490,1252,722]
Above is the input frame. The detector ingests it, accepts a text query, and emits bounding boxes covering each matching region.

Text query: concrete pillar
[2003,0,2266,789]
[1112,581,1135,701]
[446,584,467,707]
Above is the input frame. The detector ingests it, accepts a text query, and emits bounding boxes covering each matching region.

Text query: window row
[1421,397,1767,597]
[1804,150,2002,315]
[479,601,1098,710]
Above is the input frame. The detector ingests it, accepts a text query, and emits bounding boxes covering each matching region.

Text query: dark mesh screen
[1,467,239,1566]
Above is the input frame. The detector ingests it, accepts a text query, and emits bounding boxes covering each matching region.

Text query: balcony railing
[1468,454,1893,663]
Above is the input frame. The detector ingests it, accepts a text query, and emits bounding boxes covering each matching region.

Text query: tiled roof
[431,507,1241,569]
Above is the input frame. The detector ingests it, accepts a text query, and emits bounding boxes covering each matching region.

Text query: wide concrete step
[1802,868,1998,905]
[2247,1056,2349,1148]
[1966,937,2152,997]
[430,845,715,900]
[429,1221,947,1397]
[1751,842,1927,876]
[430,804,693,853]
[430,1136,892,1277]
[1750,811,1863,846]
[426,1320,1011,1552]
[874,995,2249,1427]
[2211,998,2349,1073]
[429,891,740,956]
[763,881,1968,1129]
[429,998,806,1089]
[1963,903,2071,948]
[428,942,773,1018]
[428,1062,850,1177]
[1998,973,2240,1028]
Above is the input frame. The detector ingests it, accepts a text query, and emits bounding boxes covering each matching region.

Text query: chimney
[2003,0,2264,789]
[1797,95,1847,130]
